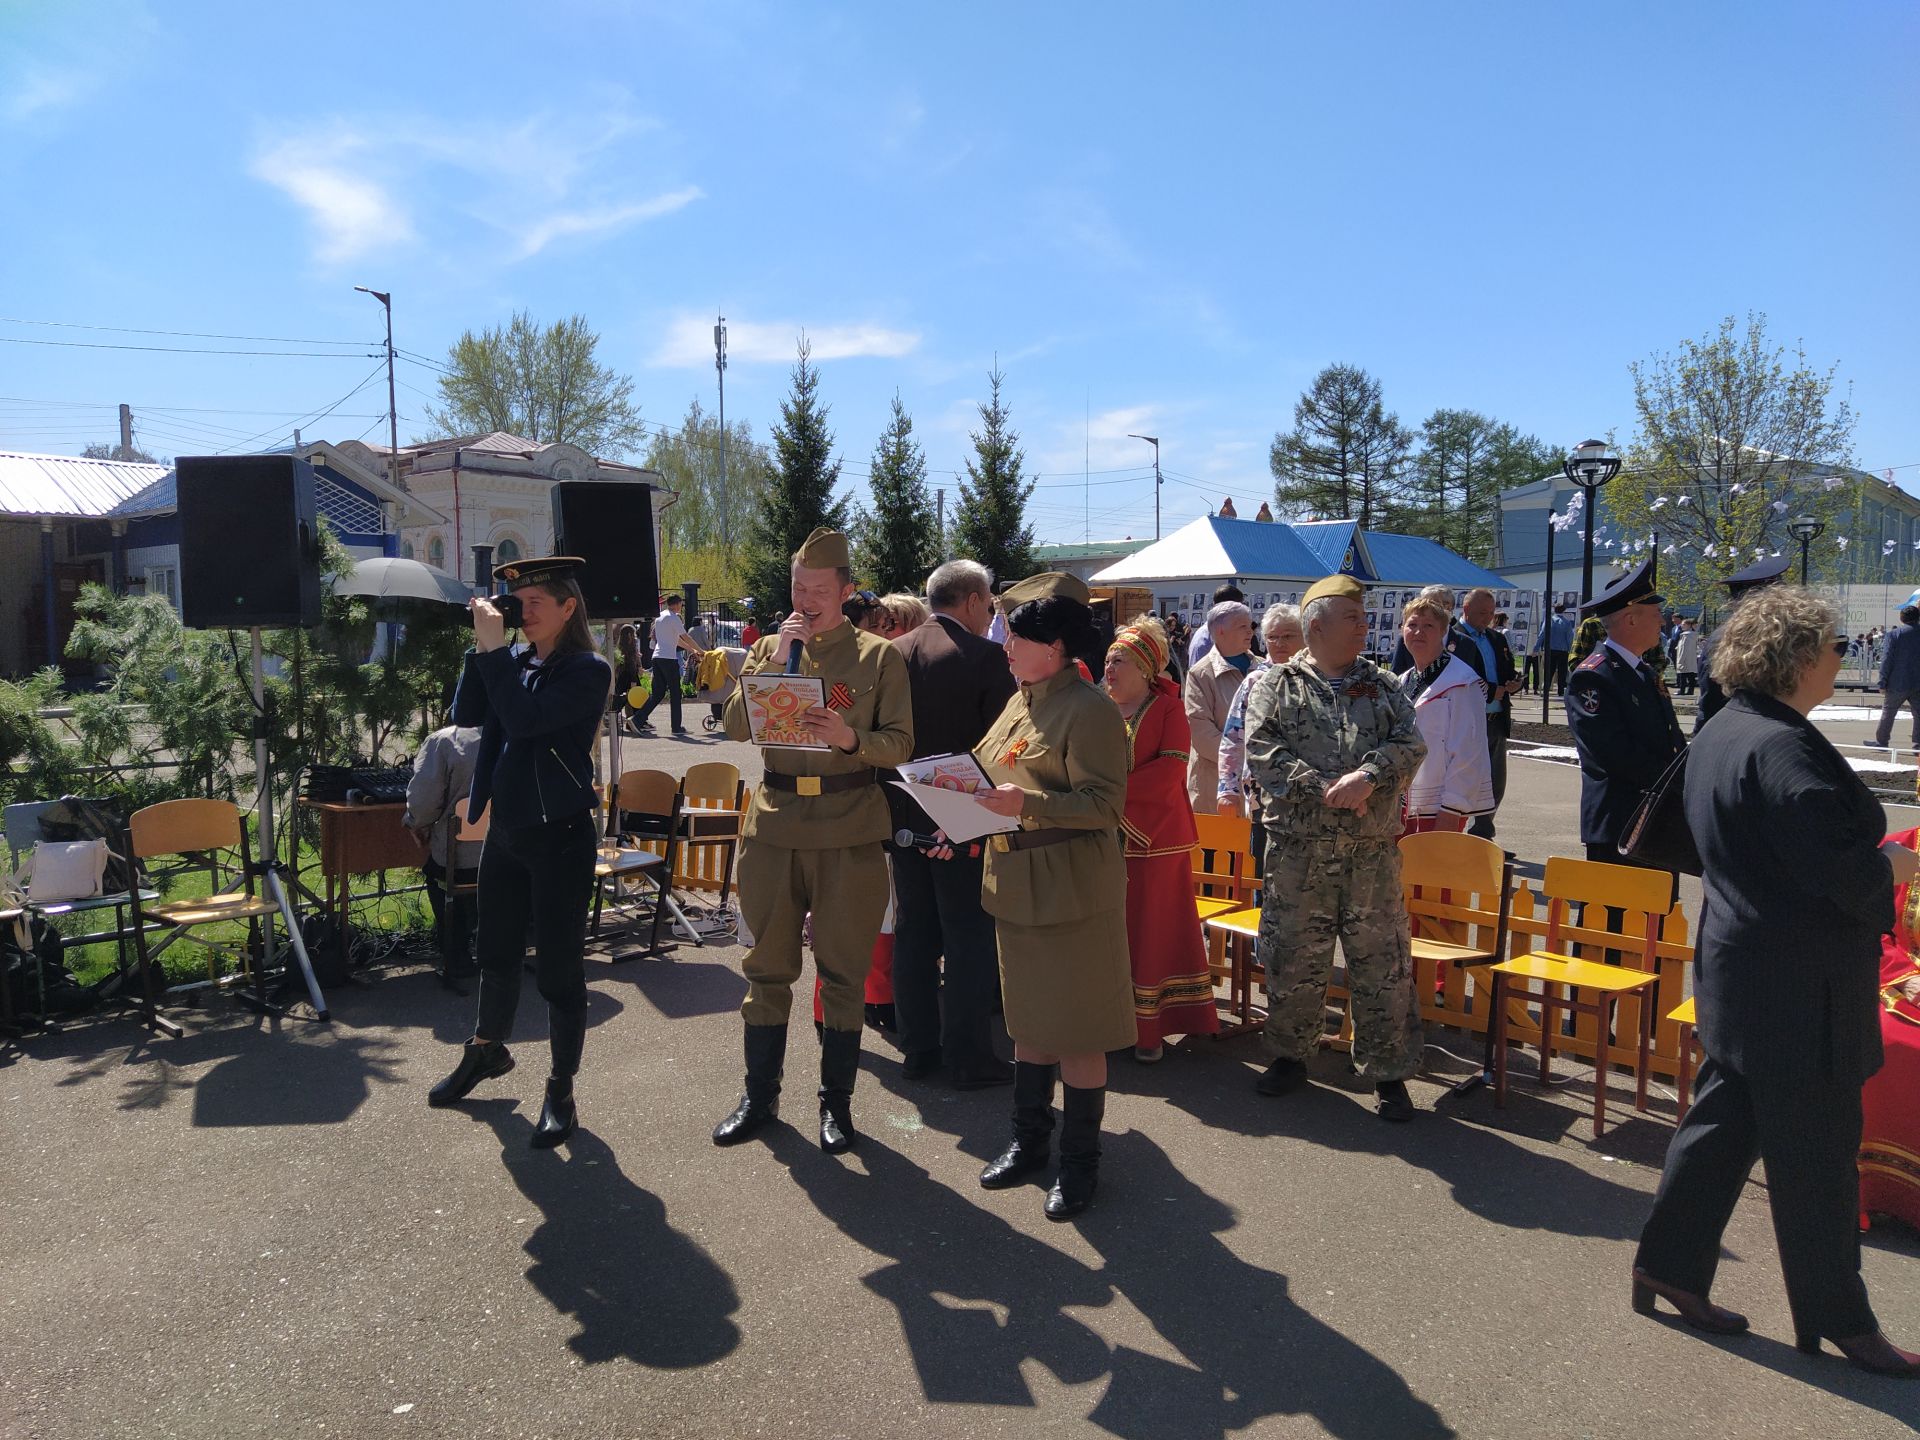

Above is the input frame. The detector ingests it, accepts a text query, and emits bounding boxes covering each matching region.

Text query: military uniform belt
[762,768,877,797]
[990,827,1080,853]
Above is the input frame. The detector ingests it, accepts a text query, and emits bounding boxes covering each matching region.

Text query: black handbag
[1617,746,1701,876]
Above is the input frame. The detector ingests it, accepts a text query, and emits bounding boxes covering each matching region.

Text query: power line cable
[218,362,389,454]
[0,336,381,358]
[0,316,373,346]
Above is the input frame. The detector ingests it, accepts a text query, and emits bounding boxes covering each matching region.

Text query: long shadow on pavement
[769,1125,1456,1439]
[469,1100,743,1370]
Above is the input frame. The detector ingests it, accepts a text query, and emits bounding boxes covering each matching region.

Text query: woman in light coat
[1396,596,1494,834]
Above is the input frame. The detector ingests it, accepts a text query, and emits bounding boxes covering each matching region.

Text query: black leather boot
[818,1026,863,1154]
[713,1023,786,1146]
[980,1061,1056,1189]
[531,1076,576,1150]
[1045,1083,1105,1221]
[427,1040,514,1107]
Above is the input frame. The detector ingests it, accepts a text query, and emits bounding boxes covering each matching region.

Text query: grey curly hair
[1708,584,1838,698]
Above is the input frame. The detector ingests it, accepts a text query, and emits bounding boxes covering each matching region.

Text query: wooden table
[299,800,426,961]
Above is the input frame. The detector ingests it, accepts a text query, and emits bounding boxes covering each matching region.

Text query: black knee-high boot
[1045,1084,1105,1221]
[818,1026,862,1154]
[980,1061,1056,1189]
[713,1023,787,1145]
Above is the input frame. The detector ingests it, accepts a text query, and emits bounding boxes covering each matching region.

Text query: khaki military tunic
[722,621,914,1030]
[974,667,1135,1054]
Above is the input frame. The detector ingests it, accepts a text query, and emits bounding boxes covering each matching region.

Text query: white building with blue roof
[1089,511,1532,655]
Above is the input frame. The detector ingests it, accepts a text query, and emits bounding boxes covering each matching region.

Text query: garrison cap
[494,555,585,587]
[1000,571,1091,609]
[793,527,852,570]
[1723,554,1790,596]
[1301,574,1365,608]
[1580,556,1665,618]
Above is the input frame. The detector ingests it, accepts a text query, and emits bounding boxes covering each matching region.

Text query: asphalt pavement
[4,715,1919,1439]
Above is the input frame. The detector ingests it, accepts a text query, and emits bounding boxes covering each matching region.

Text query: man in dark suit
[887,559,1020,1088]
[1565,559,1686,865]
[1694,555,1787,733]
[1452,588,1522,839]
[1872,604,1920,748]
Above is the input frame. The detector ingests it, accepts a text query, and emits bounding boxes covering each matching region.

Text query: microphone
[894,827,940,850]
[786,634,803,674]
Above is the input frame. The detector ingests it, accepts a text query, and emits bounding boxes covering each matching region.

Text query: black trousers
[1635,1052,1876,1340]
[1468,716,1509,840]
[474,811,597,1078]
[889,842,1000,1066]
[423,858,477,975]
[1544,649,1569,695]
[634,658,683,730]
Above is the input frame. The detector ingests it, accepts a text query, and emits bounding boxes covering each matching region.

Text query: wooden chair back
[1191,810,1256,906]
[455,805,490,846]
[681,761,744,809]
[1399,830,1513,1027]
[1538,855,1674,966]
[130,798,243,860]
[676,763,745,896]
[614,769,680,820]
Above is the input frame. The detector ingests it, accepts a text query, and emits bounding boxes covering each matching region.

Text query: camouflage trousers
[1259,835,1422,1082]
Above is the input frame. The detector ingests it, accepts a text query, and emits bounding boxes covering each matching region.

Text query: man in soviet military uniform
[1565,556,1686,865]
[712,528,914,1154]
[1243,574,1428,1121]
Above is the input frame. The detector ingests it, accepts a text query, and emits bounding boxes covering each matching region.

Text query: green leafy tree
[1605,312,1858,606]
[1270,364,1411,528]
[855,393,939,594]
[427,310,647,458]
[643,396,774,561]
[82,441,161,464]
[953,367,1034,583]
[740,339,849,615]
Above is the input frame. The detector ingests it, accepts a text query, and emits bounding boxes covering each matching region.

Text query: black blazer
[885,613,1017,835]
[1685,690,1893,1084]
[453,643,613,828]
[1566,643,1686,846]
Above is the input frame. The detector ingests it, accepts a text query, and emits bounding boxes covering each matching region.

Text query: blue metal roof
[1207,516,1330,577]
[1360,530,1510,588]
[1290,520,1365,577]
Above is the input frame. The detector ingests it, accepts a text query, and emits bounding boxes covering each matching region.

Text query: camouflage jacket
[1243,653,1426,843]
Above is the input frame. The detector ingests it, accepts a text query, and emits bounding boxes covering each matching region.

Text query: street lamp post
[1788,514,1825,585]
[1541,505,1558,725]
[714,316,729,552]
[1127,433,1163,539]
[353,287,400,503]
[1563,438,1623,605]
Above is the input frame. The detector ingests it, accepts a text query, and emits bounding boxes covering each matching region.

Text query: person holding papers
[712,528,914,1156]
[971,572,1133,1221]
[1102,617,1218,1062]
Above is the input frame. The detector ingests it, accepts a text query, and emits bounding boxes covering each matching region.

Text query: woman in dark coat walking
[1633,585,1920,1377]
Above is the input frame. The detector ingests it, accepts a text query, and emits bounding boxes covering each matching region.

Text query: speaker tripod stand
[244,627,329,1023]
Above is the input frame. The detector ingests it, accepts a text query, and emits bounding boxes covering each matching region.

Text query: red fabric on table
[1120,679,1219,1047]
[1864,827,1920,1229]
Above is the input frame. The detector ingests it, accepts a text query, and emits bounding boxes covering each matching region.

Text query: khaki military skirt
[996,907,1136,1054]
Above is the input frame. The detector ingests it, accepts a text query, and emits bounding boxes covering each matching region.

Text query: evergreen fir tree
[741,338,849,615]
[953,367,1035,584]
[856,393,938,594]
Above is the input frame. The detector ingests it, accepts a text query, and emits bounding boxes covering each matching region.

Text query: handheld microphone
[786,642,802,674]
[894,827,940,850]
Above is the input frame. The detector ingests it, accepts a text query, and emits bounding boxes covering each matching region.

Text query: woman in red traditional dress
[1102,618,1220,1062]
[1865,827,1920,1231]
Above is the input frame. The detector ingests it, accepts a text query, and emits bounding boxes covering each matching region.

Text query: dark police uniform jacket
[452,643,612,827]
[1564,641,1685,848]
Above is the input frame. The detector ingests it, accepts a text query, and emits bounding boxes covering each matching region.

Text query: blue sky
[3,1,1915,545]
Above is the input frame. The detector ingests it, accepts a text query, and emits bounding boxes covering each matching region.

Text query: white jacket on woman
[1399,654,1495,819]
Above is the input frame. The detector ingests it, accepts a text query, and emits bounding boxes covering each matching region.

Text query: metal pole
[1153,441,1162,540]
[1799,536,1811,585]
[1541,508,1556,725]
[1581,492,1597,606]
[383,297,399,496]
[715,316,729,553]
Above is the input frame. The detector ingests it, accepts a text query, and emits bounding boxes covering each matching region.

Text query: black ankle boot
[531,1077,576,1149]
[818,1026,863,1154]
[980,1061,1056,1189]
[713,1023,787,1146]
[1045,1083,1105,1221]
[427,1040,514,1107]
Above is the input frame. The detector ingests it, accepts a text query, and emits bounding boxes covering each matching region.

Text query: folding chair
[1398,831,1513,1096]
[601,770,681,952]
[1487,856,1674,1138]
[5,798,159,1009]
[678,761,746,905]
[126,799,282,1032]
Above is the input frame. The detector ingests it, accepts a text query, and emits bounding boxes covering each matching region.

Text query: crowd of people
[412,537,1920,1380]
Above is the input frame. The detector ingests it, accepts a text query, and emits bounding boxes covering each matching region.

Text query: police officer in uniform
[1693,555,1789,733]
[712,528,914,1154]
[1565,557,1686,864]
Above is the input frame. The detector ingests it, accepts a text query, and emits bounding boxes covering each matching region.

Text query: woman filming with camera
[427,556,612,1151]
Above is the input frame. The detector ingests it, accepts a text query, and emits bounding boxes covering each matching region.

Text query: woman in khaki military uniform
[971,573,1134,1220]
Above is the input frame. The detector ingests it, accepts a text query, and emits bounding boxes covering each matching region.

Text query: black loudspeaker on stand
[550,480,659,620]
[172,454,330,1023]
[176,454,323,630]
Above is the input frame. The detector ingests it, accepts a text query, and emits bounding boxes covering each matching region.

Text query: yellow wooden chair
[1487,856,1675,1137]
[1670,995,1699,1121]
[1191,810,1256,918]
[1399,831,1513,1092]
[600,770,679,948]
[126,799,282,1013]
[678,761,746,904]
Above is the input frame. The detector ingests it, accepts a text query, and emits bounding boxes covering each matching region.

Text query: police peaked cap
[1580,556,1665,618]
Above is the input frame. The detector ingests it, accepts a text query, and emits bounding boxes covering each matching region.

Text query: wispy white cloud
[650,315,921,368]
[250,100,696,268]
[4,65,90,123]
[516,187,703,259]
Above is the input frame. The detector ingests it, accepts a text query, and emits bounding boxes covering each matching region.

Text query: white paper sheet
[888,781,1020,843]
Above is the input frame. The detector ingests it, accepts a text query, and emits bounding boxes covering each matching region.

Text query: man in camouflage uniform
[1243,574,1428,1121]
